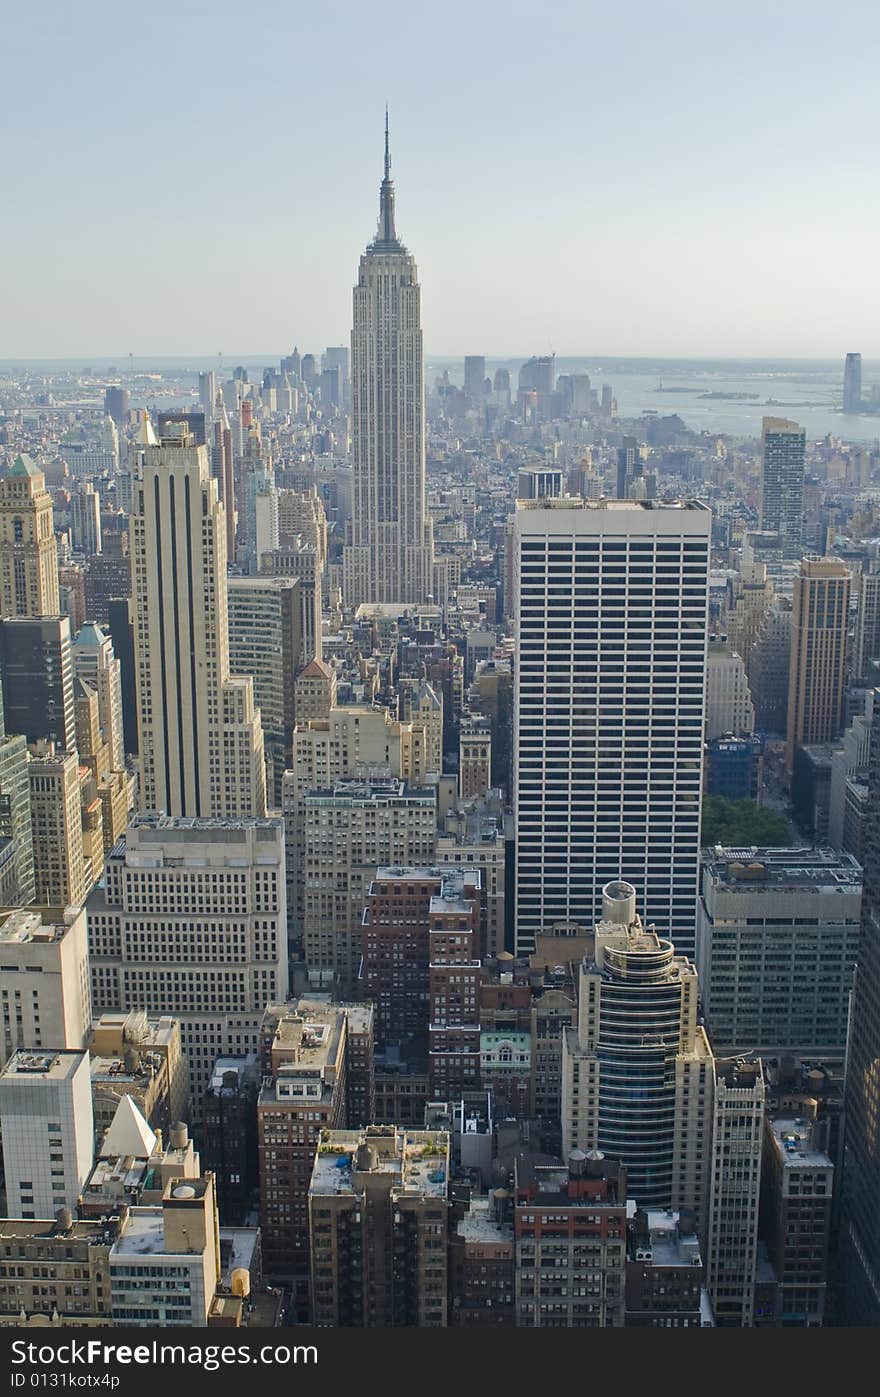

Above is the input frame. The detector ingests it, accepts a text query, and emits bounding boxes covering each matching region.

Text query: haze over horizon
[5,0,878,360]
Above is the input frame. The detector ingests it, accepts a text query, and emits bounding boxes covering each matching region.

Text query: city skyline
[4,1,879,359]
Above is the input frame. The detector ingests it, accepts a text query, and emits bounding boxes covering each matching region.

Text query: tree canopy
[701,796,790,848]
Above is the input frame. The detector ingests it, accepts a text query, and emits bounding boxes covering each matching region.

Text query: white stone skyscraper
[343,115,434,607]
[132,416,266,818]
[512,498,710,957]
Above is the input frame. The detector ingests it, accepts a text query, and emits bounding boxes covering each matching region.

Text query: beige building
[227,576,301,807]
[343,126,434,606]
[725,559,776,669]
[303,777,436,992]
[294,657,337,725]
[89,1009,188,1143]
[706,638,755,738]
[0,455,59,618]
[435,803,507,956]
[284,702,440,935]
[86,815,288,1117]
[561,881,714,1231]
[785,557,851,771]
[0,906,91,1067]
[28,745,88,909]
[308,1126,449,1327]
[109,1174,221,1326]
[131,416,266,819]
[0,1214,121,1324]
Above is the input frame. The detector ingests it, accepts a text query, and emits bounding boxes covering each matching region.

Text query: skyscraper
[343,115,434,606]
[843,696,880,1324]
[759,417,806,561]
[131,417,266,818]
[785,556,851,772]
[561,881,715,1222]
[843,352,863,414]
[0,682,35,905]
[0,616,76,752]
[512,498,710,957]
[0,455,60,618]
[464,356,486,404]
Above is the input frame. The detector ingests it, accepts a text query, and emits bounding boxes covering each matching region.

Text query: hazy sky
[4,0,878,359]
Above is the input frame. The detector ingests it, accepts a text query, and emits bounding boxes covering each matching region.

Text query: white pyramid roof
[100,1093,158,1159]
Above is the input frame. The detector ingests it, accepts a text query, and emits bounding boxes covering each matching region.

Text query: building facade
[512,499,709,957]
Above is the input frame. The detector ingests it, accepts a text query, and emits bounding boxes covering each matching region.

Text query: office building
[227,576,301,806]
[842,702,880,1323]
[359,865,481,1051]
[785,557,850,771]
[0,684,35,905]
[561,881,714,1221]
[854,567,880,681]
[308,1126,449,1327]
[343,117,434,606]
[109,1174,221,1326]
[513,499,710,957]
[697,847,860,1056]
[435,801,508,957]
[464,355,486,406]
[0,455,60,618]
[748,603,791,733]
[0,1213,121,1323]
[259,542,323,669]
[131,416,266,819]
[0,615,75,751]
[86,814,288,1115]
[0,1048,94,1218]
[70,482,102,556]
[89,1010,188,1145]
[625,1207,707,1327]
[706,1058,765,1327]
[761,1112,833,1326]
[705,638,754,738]
[257,1001,348,1284]
[514,1150,627,1328]
[458,716,492,800]
[201,1055,260,1224]
[0,906,91,1068]
[449,1192,515,1326]
[104,385,130,427]
[72,621,125,772]
[28,745,88,908]
[294,657,337,725]
[843,352,863,413]
[303,778,436,993]
[759,418,806,561]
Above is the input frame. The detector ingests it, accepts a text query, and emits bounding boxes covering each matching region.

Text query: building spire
[375,107,398,247]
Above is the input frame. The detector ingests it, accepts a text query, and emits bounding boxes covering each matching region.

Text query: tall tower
[561,880,715,1223]
[843,352,862,413]
[343,114,434,607]
[785,556,851,772]
[512,498,710,958]
[843,698,880,1323]
[759,417,805,561]
[0,455,60,617]
[131,416,266,818]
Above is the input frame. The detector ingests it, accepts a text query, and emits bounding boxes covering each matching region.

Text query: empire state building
[343,116,434,606]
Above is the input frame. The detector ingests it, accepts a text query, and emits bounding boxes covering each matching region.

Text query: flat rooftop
[768,1116,833,1170]
[110,1209,165,1257]
[0,1049,88,1083]
[310,1128,449,1200]
[455,1196,514,1247]
[0,907,77,945]
[702,847,861,892]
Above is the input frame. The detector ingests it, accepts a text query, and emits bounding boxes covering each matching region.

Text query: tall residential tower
[343,116,434,607]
